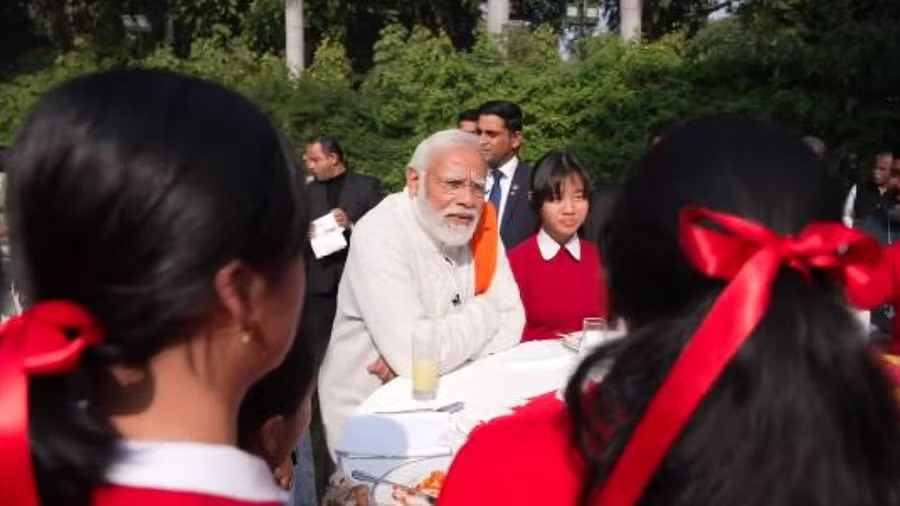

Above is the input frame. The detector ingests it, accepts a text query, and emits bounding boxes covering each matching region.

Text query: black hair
[237,314,323,451]
[457,109,479,123]
[529,150,592,217]
[875,150,893,165]
[7,68,309,506]
[477,100,524,133]
[307,135,345,164]
[565,116,900,506]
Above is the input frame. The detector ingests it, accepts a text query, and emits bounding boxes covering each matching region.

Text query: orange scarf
[470,204,499,295]
[880,353,900,400]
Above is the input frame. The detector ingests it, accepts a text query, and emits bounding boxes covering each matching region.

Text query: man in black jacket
[292,136,383,504]
[476,100,537,251]
[303,136,384,352]
[852,151,894,244]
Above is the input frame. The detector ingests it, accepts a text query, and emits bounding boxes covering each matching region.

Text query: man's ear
[407,167,420,197]
[510,130,524,152]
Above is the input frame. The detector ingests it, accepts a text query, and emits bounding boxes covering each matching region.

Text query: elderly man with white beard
[317,129,525,457]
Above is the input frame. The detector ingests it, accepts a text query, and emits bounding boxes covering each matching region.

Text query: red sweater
[93,486,282,506]
[508,235,608,341]
[438,394,582,506]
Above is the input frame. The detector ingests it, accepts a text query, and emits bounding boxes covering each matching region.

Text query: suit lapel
[501,161,528,230]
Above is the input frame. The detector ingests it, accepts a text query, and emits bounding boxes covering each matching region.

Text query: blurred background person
[457,109,478,134]
[239,322,324,492]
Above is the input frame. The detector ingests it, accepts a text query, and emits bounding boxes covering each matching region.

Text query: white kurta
[317,192,525,455]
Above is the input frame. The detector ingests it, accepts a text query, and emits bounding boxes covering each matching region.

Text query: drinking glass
[412,325,440,401]
[579,317,608,357]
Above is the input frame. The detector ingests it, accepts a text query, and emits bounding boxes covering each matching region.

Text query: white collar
[494,155,519,179]
[537,228,580,261]
[105,440,287,503]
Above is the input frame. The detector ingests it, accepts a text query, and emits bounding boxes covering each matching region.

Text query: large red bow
[0,301,103,506]
[596,206,882,506]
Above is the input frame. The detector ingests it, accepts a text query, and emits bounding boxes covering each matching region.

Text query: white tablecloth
[336,340,579,480]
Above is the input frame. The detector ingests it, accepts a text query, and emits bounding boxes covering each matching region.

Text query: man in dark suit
[294,136,383,505]
[476,100,538,251]
[303,136,384,352]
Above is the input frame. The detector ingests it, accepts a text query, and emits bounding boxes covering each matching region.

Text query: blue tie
[488,169,504,212]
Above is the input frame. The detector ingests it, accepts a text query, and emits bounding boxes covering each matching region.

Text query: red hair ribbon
[596,206,882,506]
[0,301,103,506]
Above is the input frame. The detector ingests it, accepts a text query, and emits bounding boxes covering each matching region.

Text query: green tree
[0,1,38,64]
[302,0,481,71]
[512,0,567,27]
[602,0,734,39]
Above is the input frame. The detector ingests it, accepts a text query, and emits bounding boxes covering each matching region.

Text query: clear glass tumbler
[412,325,440,401]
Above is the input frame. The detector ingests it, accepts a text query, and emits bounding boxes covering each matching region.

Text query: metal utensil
[374,401,464,415]
[336,449,453,460]
[351,470,437,505]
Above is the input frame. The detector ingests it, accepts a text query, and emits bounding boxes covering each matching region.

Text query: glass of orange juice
[412,325,440,401]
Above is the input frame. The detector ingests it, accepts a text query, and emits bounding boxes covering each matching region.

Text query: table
[335,339,579,480]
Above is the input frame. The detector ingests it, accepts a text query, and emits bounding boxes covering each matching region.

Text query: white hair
[408,129,480,174]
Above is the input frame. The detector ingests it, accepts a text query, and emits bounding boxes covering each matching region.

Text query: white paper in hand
[311,229,347,259]
[312,212,341,235]
[310,212,347,259]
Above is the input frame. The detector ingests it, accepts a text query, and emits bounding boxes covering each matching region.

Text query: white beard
[414,191,479,247]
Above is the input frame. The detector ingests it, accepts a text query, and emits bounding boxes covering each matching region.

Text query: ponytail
[0,302,108,506]
[567,269,900,506]
[30,373,117,506]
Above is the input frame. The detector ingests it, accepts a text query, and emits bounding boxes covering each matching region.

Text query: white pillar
[285,0,304,77]
[486,0,510,36]
[620,0,641,42]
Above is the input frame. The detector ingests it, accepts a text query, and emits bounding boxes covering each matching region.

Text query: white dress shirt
[536,228,581,261]
[484,155,519,227]
[843,184,857,227]
[318,192,525,456]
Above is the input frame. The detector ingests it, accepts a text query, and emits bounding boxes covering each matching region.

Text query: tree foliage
[3,1,900,191]
[602,0,735,40]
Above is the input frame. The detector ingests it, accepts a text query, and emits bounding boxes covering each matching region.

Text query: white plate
[336,412,452,458]
[371,455,452,505]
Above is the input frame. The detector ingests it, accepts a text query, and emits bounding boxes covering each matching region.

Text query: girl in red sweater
[508,151,608,341]
[439,117,900,506]
[2,69,312,506]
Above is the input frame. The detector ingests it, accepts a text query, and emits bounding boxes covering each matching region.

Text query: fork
[374,401,465,415]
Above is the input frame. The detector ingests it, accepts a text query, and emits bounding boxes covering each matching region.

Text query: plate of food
[371,455,452,505]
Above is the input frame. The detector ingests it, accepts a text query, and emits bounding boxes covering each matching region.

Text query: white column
[486,0,510,36]
[285,0,304,77]
[620,0,641,42]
